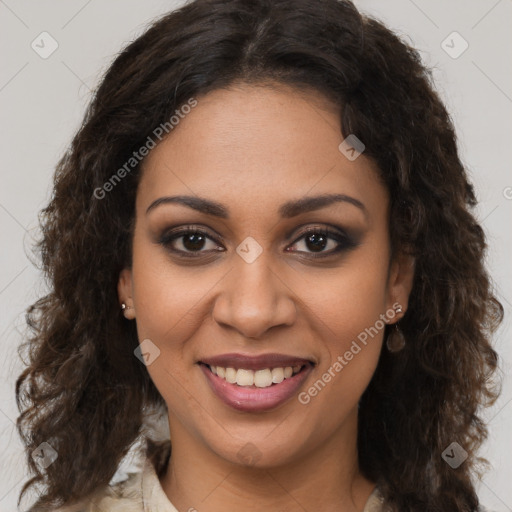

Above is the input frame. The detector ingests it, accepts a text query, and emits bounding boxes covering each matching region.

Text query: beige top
[57,458,385,512]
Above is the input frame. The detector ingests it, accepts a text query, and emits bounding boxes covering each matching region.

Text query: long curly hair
[16,0,503,510]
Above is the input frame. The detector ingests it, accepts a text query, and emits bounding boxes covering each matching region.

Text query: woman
[16,0,503,510]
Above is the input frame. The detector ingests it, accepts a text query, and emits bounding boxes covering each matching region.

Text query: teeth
[236,369,254,387]
[208,364,304,388]
[254,369,273,388]
[271,367,284,384]
[225,367,237,384]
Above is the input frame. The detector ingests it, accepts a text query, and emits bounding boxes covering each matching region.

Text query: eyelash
[157,224,357,260]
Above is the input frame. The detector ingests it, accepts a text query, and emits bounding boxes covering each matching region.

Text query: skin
[118,82,414,512]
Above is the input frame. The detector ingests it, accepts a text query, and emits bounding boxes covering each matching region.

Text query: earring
[386,324,406,352]
[121,303,135,319]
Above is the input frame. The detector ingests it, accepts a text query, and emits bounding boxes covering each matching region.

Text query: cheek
[294,238,389,410]
[129,244,210,418]
[295,279,387,437]
[130,232,214,343]
[298,240,390,343]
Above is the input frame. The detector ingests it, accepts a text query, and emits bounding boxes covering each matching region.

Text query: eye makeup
[155,222,361,261]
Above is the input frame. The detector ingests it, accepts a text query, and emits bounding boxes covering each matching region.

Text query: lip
[199,352,314,371]
[199,361,314,413]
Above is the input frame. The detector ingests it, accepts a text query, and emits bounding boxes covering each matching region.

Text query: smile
[208,364,303,388]
[198,360,314,412]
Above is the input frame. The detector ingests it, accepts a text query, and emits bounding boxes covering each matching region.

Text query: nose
[212,252,297,339]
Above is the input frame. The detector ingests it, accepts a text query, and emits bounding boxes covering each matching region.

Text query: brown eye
[180,232,208,251]
[158,226,224,257]
[301,232,331,252]
[287,226,357,258]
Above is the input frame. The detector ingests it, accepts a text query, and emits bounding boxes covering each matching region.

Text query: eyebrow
[145,193,367,219]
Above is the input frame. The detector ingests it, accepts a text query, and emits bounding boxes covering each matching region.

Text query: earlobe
[387,252,415,321]
[118,268,136,319]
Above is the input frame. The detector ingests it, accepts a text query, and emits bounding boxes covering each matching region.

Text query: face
[118,82,414,468]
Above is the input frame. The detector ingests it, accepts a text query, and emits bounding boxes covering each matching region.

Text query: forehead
[137,83,387,223]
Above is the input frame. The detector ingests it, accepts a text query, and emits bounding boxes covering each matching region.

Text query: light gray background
[0,0,510,510]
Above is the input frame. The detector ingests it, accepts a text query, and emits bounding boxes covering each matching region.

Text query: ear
[118,268,136,319]
[386,251,415,322]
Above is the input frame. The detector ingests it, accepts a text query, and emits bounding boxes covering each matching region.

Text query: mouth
[197,353,315,412]
[201,362,306,387]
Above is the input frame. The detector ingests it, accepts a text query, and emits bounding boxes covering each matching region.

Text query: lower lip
[199,363,313,412]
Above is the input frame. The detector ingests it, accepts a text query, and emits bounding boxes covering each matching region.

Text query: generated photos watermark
[298,302,402,405]
[93,97,198,200]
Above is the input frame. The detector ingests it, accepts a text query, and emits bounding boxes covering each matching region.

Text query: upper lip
[199,353,315,371]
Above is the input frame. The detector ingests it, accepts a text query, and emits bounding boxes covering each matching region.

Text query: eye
[286,225,357,258]
[158,224,357,260]
[158,225,224,257]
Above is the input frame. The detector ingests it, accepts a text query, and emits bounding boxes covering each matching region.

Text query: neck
[159,408,376,512]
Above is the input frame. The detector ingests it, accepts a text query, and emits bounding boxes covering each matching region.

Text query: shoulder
[50,408,175,511]
[363,486,385,512]
[362,486,495,512]
[52,470,145,512]
[52,457,178,512]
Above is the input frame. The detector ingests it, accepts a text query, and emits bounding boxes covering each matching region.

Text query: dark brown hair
[16,0,503,510]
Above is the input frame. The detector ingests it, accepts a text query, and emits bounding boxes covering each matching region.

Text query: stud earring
[121,303,135,319]
[386,324,406,352]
